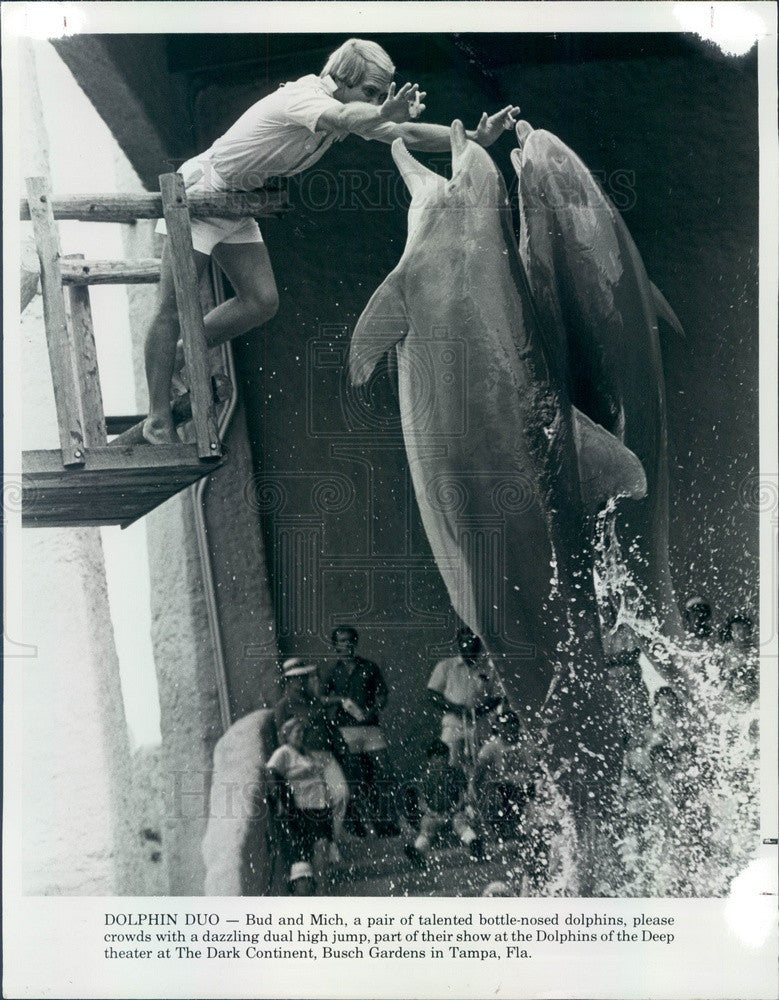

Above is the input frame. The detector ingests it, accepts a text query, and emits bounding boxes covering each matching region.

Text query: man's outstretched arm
[317,81,423,135]
[358,105,521,152]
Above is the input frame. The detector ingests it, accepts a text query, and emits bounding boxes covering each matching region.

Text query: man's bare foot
[142,416,180,445]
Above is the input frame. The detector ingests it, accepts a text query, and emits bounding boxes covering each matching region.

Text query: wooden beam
[20,190,289,223]
[21,236,40,311]
[25,176,85,467]
[64,254,107,447]
[159,173,221,460]
[61,257,161,285]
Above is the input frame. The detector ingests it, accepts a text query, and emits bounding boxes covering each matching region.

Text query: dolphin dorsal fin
[572,408,647,512]
[650,282,685,337]
[349,273,409,386]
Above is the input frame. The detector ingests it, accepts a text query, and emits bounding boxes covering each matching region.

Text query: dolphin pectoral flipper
[650,282,685,337]
[573,408,647,511]
[349,273,409,386]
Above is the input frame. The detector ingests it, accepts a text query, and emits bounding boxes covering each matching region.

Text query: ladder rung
[105,415,145,435]
[106,372,232,445]
[61,258,160,285]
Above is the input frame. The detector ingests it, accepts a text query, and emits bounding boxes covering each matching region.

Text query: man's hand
[471,105,521,147]
[341,697,366,722]
[380,82,427,123]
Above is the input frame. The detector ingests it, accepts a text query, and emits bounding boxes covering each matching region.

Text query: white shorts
[339,725,388,754]
[155,157,264,256]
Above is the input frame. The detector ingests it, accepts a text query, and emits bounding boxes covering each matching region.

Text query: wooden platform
[22,445,225,528]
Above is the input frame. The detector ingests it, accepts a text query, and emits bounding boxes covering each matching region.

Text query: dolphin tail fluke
[349,273,409,386]
[650,282,685,337]
[572,408,647,512]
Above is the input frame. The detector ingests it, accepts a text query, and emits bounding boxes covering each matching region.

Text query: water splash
[490,502,760,898]
[590,505,758,896]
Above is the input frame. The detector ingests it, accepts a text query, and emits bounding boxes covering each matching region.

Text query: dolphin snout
[515,120,534,150]
[450,119,468,157]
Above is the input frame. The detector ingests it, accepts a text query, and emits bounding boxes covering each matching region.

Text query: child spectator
[718,613,757,708]
[683,596,713,638]
[470,712,537,841]
[404,740,484,867]
[266,718,340,895]
[273,657,350,843]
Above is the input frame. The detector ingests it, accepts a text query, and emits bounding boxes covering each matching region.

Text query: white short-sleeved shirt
[192,74,346,191]
[266,744,328,811]
[427,656,496,730]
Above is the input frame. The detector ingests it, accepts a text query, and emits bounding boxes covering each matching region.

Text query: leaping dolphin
[511,122,684,637]
[350,121,645,787]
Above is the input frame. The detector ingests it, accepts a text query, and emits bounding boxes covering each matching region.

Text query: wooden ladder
[20,175,287,528]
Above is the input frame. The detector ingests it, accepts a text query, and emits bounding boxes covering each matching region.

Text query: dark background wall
[172,33,759,757]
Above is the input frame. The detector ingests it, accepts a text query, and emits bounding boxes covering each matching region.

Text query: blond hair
[321,38,395,88]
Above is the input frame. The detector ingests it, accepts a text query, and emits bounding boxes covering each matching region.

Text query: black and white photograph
[3,2,778,997]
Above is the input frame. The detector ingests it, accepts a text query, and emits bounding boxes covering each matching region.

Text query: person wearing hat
[426,626,502,769]
[266,717,339,895]
[320,626,400,837]
[273,658,349,844]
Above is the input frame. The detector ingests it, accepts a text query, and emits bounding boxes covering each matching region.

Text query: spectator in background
[719,612,754,646]
[320,626,400,837]
[470,712,538,842]
[427,626,502,769]
[684,596,713,638]
[718,613,755,686]
[404,739,484,867]
[266,718,339,895]
[273,657,350,844]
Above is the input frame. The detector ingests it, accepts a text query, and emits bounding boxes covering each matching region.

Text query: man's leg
[314,752,349,844]
[144,240,278,443]
[207,241,279,346]
[342,752,375,836]
[143,240,211,444]
[452,809,484,859]
[367,751,400,834]
[413,811,446,855]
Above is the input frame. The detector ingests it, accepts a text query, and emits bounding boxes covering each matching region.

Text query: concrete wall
[53,35,192,188]
[19,39,155,896]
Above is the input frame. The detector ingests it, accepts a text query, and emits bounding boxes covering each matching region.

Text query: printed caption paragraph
[102,910,677,962]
